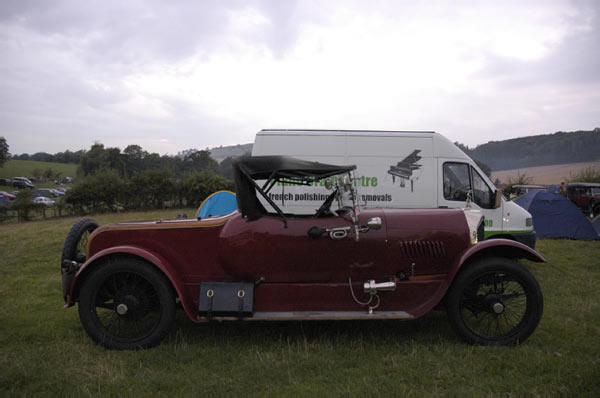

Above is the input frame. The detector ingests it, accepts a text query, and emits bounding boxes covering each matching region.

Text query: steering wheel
[314,190,338,218]
[453,185,470,200]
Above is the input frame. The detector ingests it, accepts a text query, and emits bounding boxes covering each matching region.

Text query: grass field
[0,159,78,188]
[491,161,600,185]
[1,210,599,395]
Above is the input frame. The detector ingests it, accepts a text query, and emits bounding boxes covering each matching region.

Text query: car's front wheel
[78,258,176,350]
[446,257,543,345]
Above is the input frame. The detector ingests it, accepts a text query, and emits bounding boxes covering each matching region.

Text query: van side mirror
[493,190,502,209]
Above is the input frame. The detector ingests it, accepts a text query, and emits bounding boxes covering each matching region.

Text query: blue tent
[593,216,600,236]
[515,191,599,240]
[196,190,237,219]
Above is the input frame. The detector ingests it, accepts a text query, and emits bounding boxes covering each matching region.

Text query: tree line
[65,143,237,214]
[457,128,600,171]
[1,140,240,220]
[11,149,85,164]
[64,168,233,215]
[75,143,239,179]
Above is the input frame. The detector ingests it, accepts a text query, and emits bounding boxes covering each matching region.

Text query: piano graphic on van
[388,150,422,192]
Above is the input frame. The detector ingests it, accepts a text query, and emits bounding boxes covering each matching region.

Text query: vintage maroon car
[61,156,544,349]
[567,182,600,218]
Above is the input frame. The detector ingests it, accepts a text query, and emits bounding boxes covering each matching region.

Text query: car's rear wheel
[78,258,176,350]
[446,257,543,345]
[61,218,99,265]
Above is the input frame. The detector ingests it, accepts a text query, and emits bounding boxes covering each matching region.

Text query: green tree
[503,172,534,197]
[11,189,43,221]
[105,147,125,177]
[567,166,600,183]
[219,156,235,180]
[182,150,219,175]
[0,137,9,167]
[32,168,44,180]
[126,169,175,210]
[474,159,492,178]
[123,144,148,178]
[43,168,54,182]
[79,143,108,176]
[66,170,126,214]
[181,171,234,208]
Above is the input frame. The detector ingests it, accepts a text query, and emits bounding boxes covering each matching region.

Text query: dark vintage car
[567,182,600,218]
[62,156,544,350]
[509,185,547,199]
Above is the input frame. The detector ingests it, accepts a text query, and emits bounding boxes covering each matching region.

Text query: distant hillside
[0,160,78,180]
[462,129,600,171]
[208,143,253,163]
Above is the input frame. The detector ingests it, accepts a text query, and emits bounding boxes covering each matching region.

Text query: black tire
[446,257,543,345]
[78,258,176,350]
[61,218,99,266]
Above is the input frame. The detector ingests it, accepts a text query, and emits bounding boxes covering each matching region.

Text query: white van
[251,129,536,248]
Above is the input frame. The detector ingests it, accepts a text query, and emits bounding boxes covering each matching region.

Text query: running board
[196,311,413,322]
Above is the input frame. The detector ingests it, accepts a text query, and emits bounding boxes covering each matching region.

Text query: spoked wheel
[78,259,175,350]
[447,257,543,345]
[61,218,99,266]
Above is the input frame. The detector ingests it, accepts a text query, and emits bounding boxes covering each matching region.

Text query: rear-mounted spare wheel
[61,218,99,267]
[61,218,99,300]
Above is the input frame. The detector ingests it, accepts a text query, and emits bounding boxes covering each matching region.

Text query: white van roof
[256,129,468,160]
[259,129,434,135]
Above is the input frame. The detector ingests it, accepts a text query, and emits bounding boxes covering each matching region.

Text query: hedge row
[64,169,234,215]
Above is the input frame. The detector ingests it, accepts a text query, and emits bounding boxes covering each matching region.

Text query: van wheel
[446,257,543,345]
[78,258,176,350]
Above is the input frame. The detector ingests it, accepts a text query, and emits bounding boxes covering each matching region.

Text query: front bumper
[513,231,536,250]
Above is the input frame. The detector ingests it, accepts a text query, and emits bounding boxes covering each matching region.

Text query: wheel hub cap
[116,303,128,315]
[492,302,504,314]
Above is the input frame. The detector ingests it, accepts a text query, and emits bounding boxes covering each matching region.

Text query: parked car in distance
[36,188,54,198]
[36,188,63,198]
[567,182,600,218]
[0,178,11,186]
[0,194,12,206]
[61,156,545,350]
[0,191,16,200]
[12,177,35,189]
[33,196,55,206]
[510,185,547,199]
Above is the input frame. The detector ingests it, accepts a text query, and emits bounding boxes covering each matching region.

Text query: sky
[1,0,599,156]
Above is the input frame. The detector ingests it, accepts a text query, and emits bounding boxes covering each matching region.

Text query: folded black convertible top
[233,155,355,181]
[232,156,356,221]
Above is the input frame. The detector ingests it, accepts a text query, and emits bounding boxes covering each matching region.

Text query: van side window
[443,163,470,201]
[471,168,494,209]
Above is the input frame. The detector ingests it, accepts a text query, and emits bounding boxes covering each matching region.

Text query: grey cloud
[1,1,597,155]
[0,0,306,65]
[475,0,600,87]
[0,0,310,154]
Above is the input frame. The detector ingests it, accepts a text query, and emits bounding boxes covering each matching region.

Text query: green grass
[1,211,599,395]
[1,159,78,188]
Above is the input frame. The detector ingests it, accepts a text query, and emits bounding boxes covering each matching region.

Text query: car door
[218,210,389,283]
